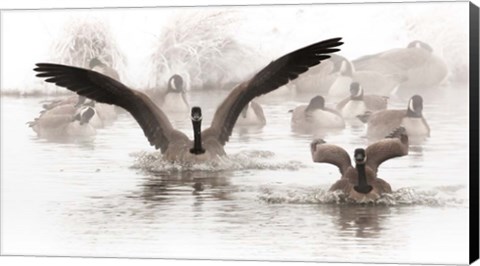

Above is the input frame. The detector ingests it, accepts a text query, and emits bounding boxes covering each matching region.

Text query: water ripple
[130,150,305,173]
[258,186,466,207]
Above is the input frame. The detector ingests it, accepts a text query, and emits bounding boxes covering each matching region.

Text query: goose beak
[354,150,366,164]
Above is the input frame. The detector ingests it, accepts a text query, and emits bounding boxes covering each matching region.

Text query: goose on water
[311,127,409,202]
[34,37,343,163]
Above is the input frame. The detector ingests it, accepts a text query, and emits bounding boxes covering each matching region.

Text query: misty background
[0,2,469,94]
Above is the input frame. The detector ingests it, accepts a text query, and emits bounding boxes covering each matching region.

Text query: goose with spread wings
[310,127,408,202]
[34,37,343,163]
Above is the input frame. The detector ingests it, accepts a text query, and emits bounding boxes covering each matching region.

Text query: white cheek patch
[169,78,177,90]
[341,101,367,118]
[355,86,363,97]
[340,61,347,73]
[408,99,414,112]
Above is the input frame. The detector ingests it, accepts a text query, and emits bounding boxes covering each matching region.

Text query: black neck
[350,94,363,101]
[354,163,373,194]
[190,120,205,154]
[407,108,422,118]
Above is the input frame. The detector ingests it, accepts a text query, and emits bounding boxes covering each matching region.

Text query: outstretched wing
[203,37,343,144]
[34,63,188,153]
[310,139,352,175]
[366,126,409,172]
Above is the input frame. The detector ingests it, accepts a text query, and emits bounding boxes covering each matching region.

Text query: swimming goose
[292,54,347,94]
[311,127,409,202]
[153,74,190,113]
[88,58,121,120]
[328,57,404,98]
[359,95,430,141]
[235,101,266,127]
[89,58,120,81]
[34,37,343,163]
[40,95,87,110]
[291,95,345,133]
[28,105,97,139]
[336,82,388,119]
[353,40,448,94]
[35,95,105,128]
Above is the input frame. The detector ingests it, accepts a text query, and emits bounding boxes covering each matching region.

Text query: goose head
[168,74,186,93]
[73,106,96,125]
[349,82,363,100]
[406,95,424,118]
[189,106,205,155]
[353,148,373,194]
[407,40,433,53]
[89,58,105,69]
[305,96,325,112]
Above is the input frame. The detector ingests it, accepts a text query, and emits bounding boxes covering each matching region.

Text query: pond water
[0,85,470,264]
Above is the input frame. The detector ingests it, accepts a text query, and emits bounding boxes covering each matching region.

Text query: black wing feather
[207,37,343,144]
[33,63,184,152]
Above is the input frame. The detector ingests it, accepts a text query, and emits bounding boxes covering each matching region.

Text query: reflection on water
[0,85,470,264]
[322,205,390,239]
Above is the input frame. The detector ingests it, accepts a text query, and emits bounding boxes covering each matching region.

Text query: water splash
[130,150,305,173]
[258,186,466,207]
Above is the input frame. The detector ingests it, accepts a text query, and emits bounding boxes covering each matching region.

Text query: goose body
[162,92,190,112]
[89,58,121,121]
[311,127,409,202]
[291,96,345,133]
[328,58,401,98]
[353,41,448,93]
[89,58,120,81]
[363,95,430,141]
[41,95,84,110]
[339,100,368,119]
[255,84,295,103]
[292,54,347,94]
[34,38,343,163]
[327,58,354,98]
[336,82,388,119]
[29,105,97,139]
[235,101,266,127]
[149,74,190,113]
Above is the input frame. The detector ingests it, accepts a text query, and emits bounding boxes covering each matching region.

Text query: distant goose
[155,74,190,113]
[255,84,295,104]
[41,95,86,110]
[327,58,354,98]
[235,101,266,127]
[34,37,343,163]
[292,54,347,94]
[36,95,105,129]
[28,105,97,139]
[336,82,388,119]
[89,58,121,119]
[89,58,120,80]
[353,40,448,94]
[81,100,108,128]
[328,57,404,98]
[291,95,345,133]
[359,95,430,141]
[311,127,409,202]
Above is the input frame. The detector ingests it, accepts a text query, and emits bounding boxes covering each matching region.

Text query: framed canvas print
[1,0,479,266]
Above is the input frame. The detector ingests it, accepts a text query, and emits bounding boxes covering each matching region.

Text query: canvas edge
[470,1,480,265]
